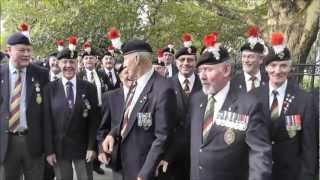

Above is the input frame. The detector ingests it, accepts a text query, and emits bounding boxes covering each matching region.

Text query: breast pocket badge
[137,112,152,130]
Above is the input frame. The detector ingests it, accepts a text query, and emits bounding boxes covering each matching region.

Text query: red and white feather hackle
[107,27,122,49]
[271,32,285,54]
[182,33,192,48]
[68,36,77,51]
[56,40,64,52]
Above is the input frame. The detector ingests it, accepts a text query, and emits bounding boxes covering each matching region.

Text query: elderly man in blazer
[0,32,49,180]
[251,32,317,180]
[101,40,177,180]
[157,44,202,180]
[43,47,99,180]
[189,38,272,180]
[231,26,268,93]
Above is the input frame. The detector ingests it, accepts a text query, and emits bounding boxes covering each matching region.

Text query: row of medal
[215,111,249,131]
[285,114,302,131]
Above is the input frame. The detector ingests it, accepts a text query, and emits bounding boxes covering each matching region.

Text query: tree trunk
[262,0,320,82]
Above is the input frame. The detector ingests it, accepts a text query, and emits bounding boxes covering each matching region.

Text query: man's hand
[98,152,110,164]
[86,150,96,162]
[47,153,57,167]
[102,135,114,153]
[137,176,143,180]
[155,160,169,177]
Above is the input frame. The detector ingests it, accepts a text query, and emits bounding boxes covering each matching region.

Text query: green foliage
[0,0,268,57]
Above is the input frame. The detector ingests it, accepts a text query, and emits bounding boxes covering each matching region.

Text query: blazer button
[199,148,202,152]
[272,141,275,145]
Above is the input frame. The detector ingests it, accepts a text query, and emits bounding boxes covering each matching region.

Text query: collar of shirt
[85,68,96,77]
[178,72,195,91]
[62,75,77,88]
[244,71,261,83]
[9,61,27,75]
[128,68,154,116]
[104,68,116,83]
[211,81,230,116]
[269,80,287,114]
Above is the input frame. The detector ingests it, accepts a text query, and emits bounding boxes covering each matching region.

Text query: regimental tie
[183,78,190,96]
[9,70,22,132]
[250,76,257,91]
[108,71,113,86]
[66,81,74,109]
[202,95,216,143]
[90,71,95,83]
[120,81,137,137]
[270,90,279,120]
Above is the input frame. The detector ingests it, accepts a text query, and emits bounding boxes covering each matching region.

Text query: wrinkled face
[176,55,196,77]
[241,51,263,75]
[123,53,139,81]
[83,55,97,70]
[102,55,115,70]
[49,56,60,74]
[58,58,77,80]
[197,63,231,95]
[119,68,133,88]
[265,60,291,88]
[7,44,32,69]
[162,52,174,65]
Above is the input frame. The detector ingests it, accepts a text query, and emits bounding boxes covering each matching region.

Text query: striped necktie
[250,76,257,91]
[9,70,22,132]
[184,78,190,95]
[202,95,215,142]
[270,90,279,120]
[120,81,137,137]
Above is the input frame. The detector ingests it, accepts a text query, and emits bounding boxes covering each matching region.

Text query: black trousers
[1,135,44,180]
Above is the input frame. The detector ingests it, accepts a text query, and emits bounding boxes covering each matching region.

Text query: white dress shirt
[50,71,62,82]
[128,68,154,117]
[212,81,230,120]
[165,64,173,77]
[61,75,77,104]
[104,68,117,85]
[178,73,195,92]
[244,71,261,92]
[85,69,102,106]
[269,80,287,116]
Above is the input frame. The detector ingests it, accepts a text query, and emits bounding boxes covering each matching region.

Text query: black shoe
[93,167,105,175]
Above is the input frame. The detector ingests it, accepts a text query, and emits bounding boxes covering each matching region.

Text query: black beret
[264,47,291,66]
[121,40,153,55]
[81,49,99,58]
[7,32,31,46]
[197,46,230,68]
[103,51,113,57]
[240,42,265,54]
[57,48,78,60]
[162,47,175,54]
[175,46,197,59]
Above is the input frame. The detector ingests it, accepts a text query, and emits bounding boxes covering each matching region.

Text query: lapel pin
[175,91,178,95]
[1,80,3,83]
[239,85,242,89]
[31,77,34,82]
[200,103,203,108]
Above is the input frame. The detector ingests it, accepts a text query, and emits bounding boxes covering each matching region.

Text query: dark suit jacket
[98,68,121,91]
[97,88,125,153]
[77,69,107,93]
[231,71,268,93]
[109,72,177,180]
[0,63,49,163]
[43,79,99,160]
[164,74,202,162]
[251,81,317,180]
[189,84,272,180]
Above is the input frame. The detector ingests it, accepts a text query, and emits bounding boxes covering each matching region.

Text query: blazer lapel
[53,80,69,133]
[121,73,156,141]
[196,93,208,147]
[25,66,34,108]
